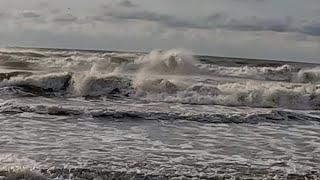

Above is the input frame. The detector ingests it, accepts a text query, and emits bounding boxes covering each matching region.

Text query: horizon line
[4,45,320,65]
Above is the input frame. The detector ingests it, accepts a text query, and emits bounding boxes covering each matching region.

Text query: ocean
[0,47,319,179]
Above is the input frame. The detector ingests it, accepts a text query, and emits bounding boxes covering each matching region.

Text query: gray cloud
[118,0,138,8]
[0,11,9,18]
[91,1,320,37]
[50,8,63,14]
[51,14,78,24]
[38,1,50,8]
[19,11,41,18]
[233,0,265,2]
[105,8,169,22]
[301,23,320,36]
[207,13,228,22]
[93,1,210,29]
[1,0,319,37]
[214,16,294,33]
[100,2,172,23]
[210,16,320,37]
[0,11,42,20]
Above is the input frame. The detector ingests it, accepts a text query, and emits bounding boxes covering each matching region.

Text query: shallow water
[1,111,320,179]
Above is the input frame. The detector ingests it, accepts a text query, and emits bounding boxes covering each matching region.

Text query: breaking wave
[0,72,72,96]
[1,48,320,110]
[1,74,320,110]
[135,49,199,75]
[160,82,320,110]
[202,64,320,83]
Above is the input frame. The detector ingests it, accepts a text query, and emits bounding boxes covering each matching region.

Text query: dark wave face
[0,47,320,179]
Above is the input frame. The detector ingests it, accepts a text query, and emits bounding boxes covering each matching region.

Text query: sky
[0,0,319,62]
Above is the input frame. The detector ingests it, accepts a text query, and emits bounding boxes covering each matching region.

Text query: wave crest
[0,72,72,95]
[71,74,132,97]
[296,67,320,83]
[140,81,320,110]
[135,49,199,75]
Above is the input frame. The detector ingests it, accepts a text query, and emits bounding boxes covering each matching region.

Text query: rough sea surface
[0,47,320,179]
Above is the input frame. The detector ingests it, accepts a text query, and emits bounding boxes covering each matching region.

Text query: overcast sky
[0,0,319,62]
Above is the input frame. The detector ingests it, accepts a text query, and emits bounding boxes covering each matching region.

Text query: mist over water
[0,47,320,179]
